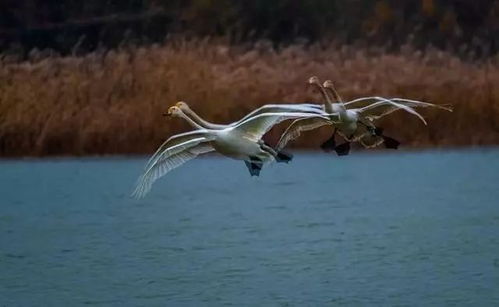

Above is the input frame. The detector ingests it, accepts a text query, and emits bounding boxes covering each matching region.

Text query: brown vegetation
[0,40,498,157]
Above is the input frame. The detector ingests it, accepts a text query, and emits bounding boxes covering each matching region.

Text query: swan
[320,79,400,152]
[144,106,294,175]
[320,79,453,151]
[132,106,330,198]
[276,77,431,155]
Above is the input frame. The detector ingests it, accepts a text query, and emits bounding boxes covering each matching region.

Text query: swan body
[211,128,267,160]
[132,106,330,198]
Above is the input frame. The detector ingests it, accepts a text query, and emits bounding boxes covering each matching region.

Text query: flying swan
[132,106,330,198]
[276,76,452,155]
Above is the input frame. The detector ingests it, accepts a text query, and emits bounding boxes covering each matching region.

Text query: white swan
[132,106,330,198]
[321,79,453,150]
[276,77,430,154]
[321,79,413,151]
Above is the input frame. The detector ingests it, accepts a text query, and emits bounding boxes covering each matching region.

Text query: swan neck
[182,107,218,129]
[326,87,346,114]
[337,101,347,114]
[178,110,204,130]
[312,83,334,112]
[324,102,334,113]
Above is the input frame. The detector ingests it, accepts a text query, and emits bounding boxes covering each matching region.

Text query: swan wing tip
[442,104,454,112]
[130,189,145,199]
[130,177,150,199]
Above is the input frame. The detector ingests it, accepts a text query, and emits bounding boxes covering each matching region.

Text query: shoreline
[1,145,498,160]
[1,41,498,156]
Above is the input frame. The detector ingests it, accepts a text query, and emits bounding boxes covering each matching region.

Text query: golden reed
[0,40,497,157]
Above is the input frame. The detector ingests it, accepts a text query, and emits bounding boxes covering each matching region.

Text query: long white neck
[312,82,334,113]
[177,110,205,130]
[325,86,347,119]
[182,106,226,129]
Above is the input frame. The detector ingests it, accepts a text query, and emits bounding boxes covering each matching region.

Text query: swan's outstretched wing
[345,96,453,112]
[132,141,214,198]
[298,103,323,110]
[389,98,452,112]
[233,112,330,142]
[235,104,324,125]
[144,130,213,171]
[356,99,428,125]
[275,117,332,151]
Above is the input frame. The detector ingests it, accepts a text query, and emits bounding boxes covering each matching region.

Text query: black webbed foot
[383,136,400,149]
[320,136,336,152]
[374,127,384,136]
[245,156,263,176]
[335,142,351,156]
[275,151,293,163]
[244,161,262,176]
[251,162,262,176]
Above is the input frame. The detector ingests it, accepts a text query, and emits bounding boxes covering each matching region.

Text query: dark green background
[1,0,498,56]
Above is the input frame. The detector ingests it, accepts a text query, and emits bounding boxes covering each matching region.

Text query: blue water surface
[1,149,499,306]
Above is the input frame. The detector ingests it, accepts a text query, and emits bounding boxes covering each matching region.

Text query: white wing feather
[356,99,428,125]
[233,112,330,141]
[276,117,332,151]
[235,104,324,125]
[144,130,213,171]
[132,143,214,198]
[345,96,453,112]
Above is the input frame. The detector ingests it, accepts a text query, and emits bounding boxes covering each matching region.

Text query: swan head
[308,76,321,85]
[164,106,183,117]
[323,80,342,101]
[175,101,189,110]
[323,80,335,88]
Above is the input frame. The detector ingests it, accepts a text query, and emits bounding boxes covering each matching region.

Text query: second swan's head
[323,80,342,101]
[308,76,321,85]
[175,101,190,111]
[164,106,183,117]
[323,80,336,89]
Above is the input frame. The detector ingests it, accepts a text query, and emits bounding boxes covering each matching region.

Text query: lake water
[1,149,499,306]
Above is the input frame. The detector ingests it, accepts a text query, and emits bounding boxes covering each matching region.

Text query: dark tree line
[1,0,499,56]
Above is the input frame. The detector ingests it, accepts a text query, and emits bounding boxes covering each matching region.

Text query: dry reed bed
[0,41,498,157]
